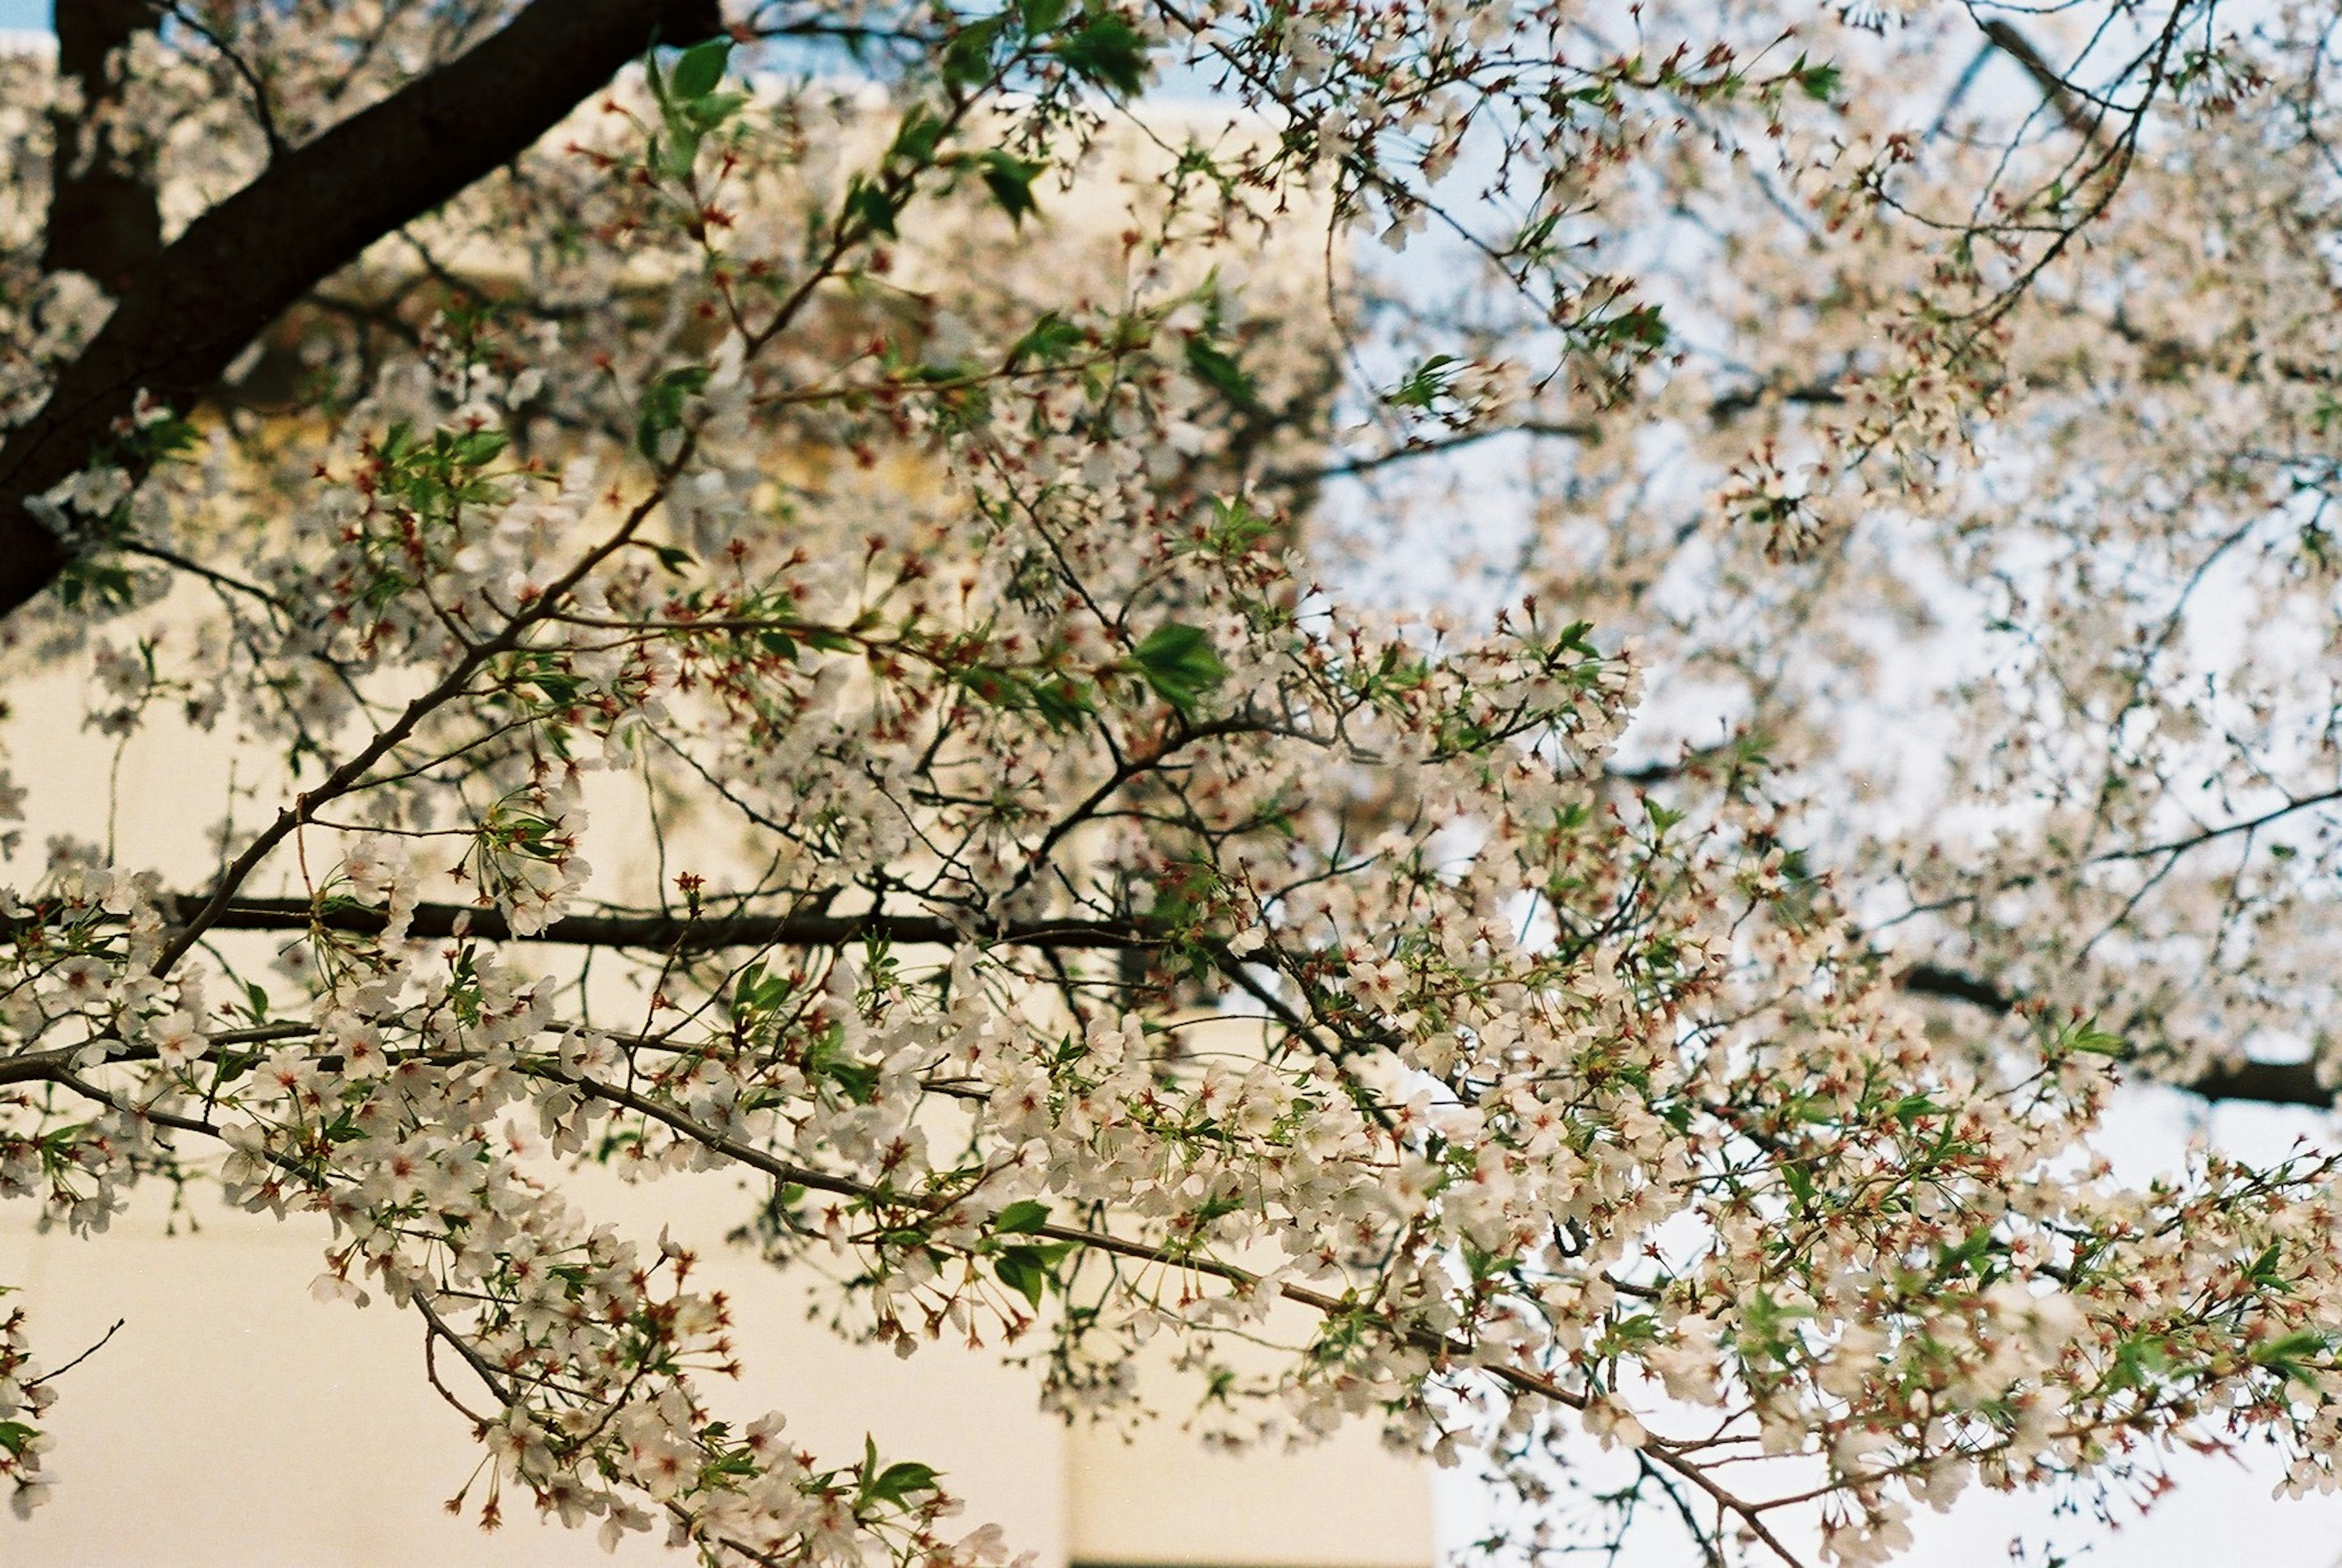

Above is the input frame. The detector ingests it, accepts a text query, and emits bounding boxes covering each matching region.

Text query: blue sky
[0,2,41,29]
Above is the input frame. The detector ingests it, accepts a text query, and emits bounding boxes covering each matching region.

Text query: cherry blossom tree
[2,2,2340,1566]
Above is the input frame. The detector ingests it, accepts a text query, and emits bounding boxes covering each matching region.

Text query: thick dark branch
[215,894,2338,1109]
[174,895,1162,953]
[2183,1059,2329,1108]
[1262,380,1843,490]
[162,900,2342,1107]
[1263,418,1596,488]
[46,0,164,290]
[1898,963,2329,1108]
[1898,962,2016,1012]
[199,899,2339,1105]
[0,0,725,619]
[1703,378,1846,424]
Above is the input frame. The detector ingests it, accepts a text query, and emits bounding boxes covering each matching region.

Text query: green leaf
[450,427,509,468]
[994,1248,1048,1308]
[56,557,135,612]
[995,1200,1051,1234]
[2106,1330,2175,1392]
[867,1459,940,1505]
[1935,1224,1996,1279]
[636,365,711,460]
[889,105,947,166]
[1030,675,1095,729]
[1131,621,1230,715]
[1022,0,1069,35]
[1183,336,1258,410]
[129,412,202,462]
[942,12,1012,90]
[1388,354,1459,410]
[734,960,767,1008]
[658,119,704,182]
[1184,495,1272,559]
[1612,303,1667,349]
[670,37,732,102]
[1794,57,1842,102]
[0,1420,34,1458]
[684,90,749,131]
[820,1056,878,1103]
[2050,1015,2127,1058]
[1886,1092,1942,1126]
[1008,311,1085,369]
[2252,1328,2330,1386]
[844,176,902,239]
[978,150,1043,226]
[1054,12,1150,97]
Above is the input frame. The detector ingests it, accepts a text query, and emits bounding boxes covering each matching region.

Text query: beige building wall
[0,1169,1431,1568]
[1067,1351,1435,1568]
[0,1169,1067,1566]
[0,665,1434,1567]
[0,48,1406,1550]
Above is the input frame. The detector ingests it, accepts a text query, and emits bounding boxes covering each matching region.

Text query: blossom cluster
[0,5,2338,1568]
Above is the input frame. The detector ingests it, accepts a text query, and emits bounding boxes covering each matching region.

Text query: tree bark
[45,0,164,292]
[123,903,2342,1108]
[1901,962,2330,1108]
[0,0,724,618]
[169,896,1159,954]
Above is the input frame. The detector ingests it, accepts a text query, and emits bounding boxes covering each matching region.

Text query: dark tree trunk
[0,0,724,619]
[45,0,164,291]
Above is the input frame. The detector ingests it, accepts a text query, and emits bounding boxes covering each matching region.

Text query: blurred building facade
[0,1162,1433,1568]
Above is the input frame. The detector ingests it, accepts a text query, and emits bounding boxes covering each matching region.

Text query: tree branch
[0,0,725,619]
[162,894,1165,954]
[1899,962,2329,1108]
[45,0,164,292]
[188,895,2338,1109]
[1260,379,1844,490]
[157,891,2341,1110]
[1979,18,2108,147]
